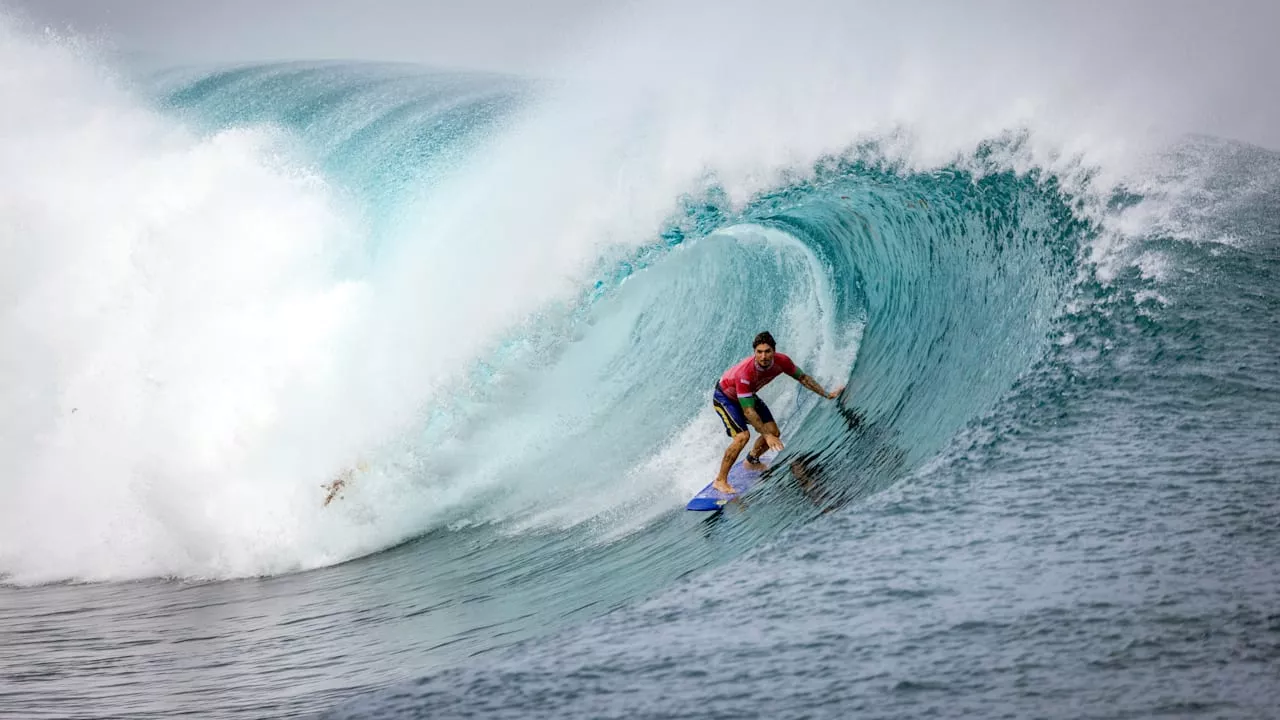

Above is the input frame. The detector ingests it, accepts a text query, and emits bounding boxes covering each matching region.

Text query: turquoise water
[2,38,1278,720]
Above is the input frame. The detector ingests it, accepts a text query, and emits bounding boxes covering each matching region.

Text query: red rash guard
[718,353,804,407]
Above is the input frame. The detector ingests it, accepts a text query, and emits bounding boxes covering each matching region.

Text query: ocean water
[2,7,1279,719]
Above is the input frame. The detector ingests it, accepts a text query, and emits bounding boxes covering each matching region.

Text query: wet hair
[752,331,776,350]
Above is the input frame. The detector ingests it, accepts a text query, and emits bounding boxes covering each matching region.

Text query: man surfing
[710,331,843,495]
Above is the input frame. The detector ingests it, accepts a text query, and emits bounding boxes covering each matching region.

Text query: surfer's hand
[765,434,785,452]
[828,386,845,399]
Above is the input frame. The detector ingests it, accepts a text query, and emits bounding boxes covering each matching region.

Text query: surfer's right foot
[712,481,735,495]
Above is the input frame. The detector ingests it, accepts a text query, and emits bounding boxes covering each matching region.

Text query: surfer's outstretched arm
[796,374,843,400]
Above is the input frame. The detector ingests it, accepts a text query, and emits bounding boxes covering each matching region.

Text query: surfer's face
[754,343,775,368]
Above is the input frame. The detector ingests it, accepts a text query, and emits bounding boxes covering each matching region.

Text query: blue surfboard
[686,458,769,511]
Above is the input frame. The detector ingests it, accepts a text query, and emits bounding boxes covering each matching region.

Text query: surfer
[321,460,369,507]
[710,331,843,494]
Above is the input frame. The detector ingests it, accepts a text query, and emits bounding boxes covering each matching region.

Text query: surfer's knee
[732,430,750,446]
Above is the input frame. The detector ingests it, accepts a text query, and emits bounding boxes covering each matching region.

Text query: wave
[0,17,1126,586]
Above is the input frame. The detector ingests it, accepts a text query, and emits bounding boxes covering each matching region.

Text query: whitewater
[2,2,1278,718]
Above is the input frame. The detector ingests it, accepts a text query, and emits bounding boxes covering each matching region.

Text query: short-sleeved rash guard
[718,353,804,406]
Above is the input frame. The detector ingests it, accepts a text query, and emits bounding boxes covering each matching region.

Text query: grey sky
[3,0,1278,149]
[1,0,607,72]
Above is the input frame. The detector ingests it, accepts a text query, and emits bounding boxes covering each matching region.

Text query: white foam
[1133,290,1169,307]
[0,23,404,583]
[1135,252,1174,282]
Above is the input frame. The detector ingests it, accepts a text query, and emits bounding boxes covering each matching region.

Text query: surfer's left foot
[712,481,735,495]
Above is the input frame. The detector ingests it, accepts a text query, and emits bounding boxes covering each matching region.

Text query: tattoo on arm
[807,376,832,397]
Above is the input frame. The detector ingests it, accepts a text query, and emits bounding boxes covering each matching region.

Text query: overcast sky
[1,0,608,72]
[4,0,1279,149]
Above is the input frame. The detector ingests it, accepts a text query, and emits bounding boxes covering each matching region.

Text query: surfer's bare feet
[712,480,735,495]
[744,459,768,472]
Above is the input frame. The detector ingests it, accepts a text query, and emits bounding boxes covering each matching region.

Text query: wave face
[0,23,1089,588]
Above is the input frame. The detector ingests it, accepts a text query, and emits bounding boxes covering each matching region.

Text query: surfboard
[686,458,768,511]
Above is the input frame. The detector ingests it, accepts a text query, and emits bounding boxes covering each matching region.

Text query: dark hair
[752,331,776,350]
